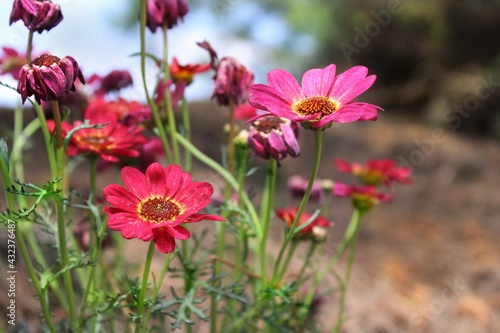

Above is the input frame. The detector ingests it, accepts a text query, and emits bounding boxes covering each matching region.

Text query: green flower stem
[50,100,63,149]
[295,242,318,286]
[174,132,261,239]
[332,209,363,333]
[79,156,100,318]
[50,100,79,331]
[139,0,172,164]
[162,26,181,166]
[33,102,57,180]
[303,208,364,316]
[0,155,56,333]
[181,97,192,172]
[276,240,299,283]
[135,241,155,333]
[272,130,323,285]
[259,158,277,285]
[142,253,174,327]
[227,100,236,174]
[26,30,33,63]
[12,105,26,199]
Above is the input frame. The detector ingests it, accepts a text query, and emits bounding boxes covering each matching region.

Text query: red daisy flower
[335,158,413,186]
[48,105,147,162]
[170,57,210,85]
[275,207,333,241]
[333,182,392,212]
[103,163,224,253]
[249,64,381,130]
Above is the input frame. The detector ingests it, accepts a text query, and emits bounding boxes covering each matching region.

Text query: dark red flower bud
[17,53,85,104]
[146,0,189,32]
[10,0,63,33]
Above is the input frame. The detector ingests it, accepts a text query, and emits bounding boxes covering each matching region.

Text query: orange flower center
[139,197,181,223]
[31,54,61,67]
[77,133,109,149]
[253,116,282,134]
[293,96,339,118]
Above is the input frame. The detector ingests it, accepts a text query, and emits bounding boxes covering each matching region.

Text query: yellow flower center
[292,96,339,118]
[139,197,181,223]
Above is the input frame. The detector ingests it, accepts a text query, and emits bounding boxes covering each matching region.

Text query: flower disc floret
[139,198,181,223]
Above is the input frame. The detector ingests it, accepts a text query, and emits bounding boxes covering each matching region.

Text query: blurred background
[1,0,500,332]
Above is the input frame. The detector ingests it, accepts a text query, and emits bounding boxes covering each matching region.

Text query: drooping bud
[10,0,63,33]
[17,53,85,103]
[146,0,189,32]
[247,116,299,164]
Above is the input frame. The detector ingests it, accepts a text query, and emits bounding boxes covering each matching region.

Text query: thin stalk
[174,132,261,239]
[295,242,318,285]
[0,155,56,333]
[181,97,192,172]
[271,131,323,284]
[259,159,277,285]
[162,25,180,165]
[139,0,172,164]
[227,100,236,173]
[302,208,364,316]
[33,102,57,179]
[143,253,174,326]
[276,240,298,283]
[50,100,79,331]
[135,242,155,333]
[332,209,362,333]
[50,100,63,149]
[26,31,33,63]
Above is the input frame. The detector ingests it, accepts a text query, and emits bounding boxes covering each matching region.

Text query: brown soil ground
[1,103,499,332]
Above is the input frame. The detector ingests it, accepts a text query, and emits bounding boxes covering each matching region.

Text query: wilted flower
[146,0,189,32]
[249,64,381,130]
[170,57,210,85]
[103,163,224,253]
[17,53,85,103]
[287,175,325,202]
[87,70,133,96]
[247,116,300,164]
[10,0,63,33]
[335,158,413,187]
[197,40,254,107]
[275,207,332,241]
[333,182,392,212]
[48,105,147,162]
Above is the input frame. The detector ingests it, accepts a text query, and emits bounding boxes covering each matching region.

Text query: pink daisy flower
[103,163,224,253]
[248,64,382,130]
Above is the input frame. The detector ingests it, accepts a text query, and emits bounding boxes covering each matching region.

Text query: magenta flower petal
[302,64,337,97]
[266,69,305,102]
[249,64,381,130]
[164,164,185,199]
